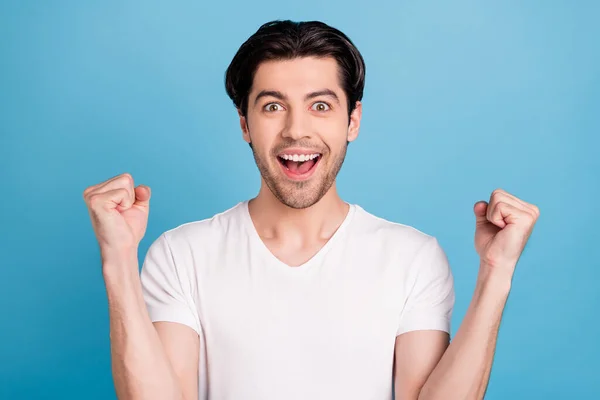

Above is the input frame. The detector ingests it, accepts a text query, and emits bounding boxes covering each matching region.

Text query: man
[83,20,539,400]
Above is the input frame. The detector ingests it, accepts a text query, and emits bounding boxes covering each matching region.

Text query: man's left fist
[474,189,540,275]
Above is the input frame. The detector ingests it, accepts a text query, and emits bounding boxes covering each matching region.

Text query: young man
[83,20,539,400]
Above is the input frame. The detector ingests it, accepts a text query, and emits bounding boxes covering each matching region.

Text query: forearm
[103,253,184,400]
[418,269,511,400]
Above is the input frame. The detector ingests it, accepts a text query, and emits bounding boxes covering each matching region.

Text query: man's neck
[248,183,349,243]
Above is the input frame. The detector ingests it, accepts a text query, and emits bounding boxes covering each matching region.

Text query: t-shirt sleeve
[140,233,201,336]
[396,236,455,336]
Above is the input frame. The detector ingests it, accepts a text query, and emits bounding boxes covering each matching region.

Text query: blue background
[1,1,598,398]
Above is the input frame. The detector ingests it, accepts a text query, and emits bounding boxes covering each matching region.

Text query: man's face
[241,56,362,209]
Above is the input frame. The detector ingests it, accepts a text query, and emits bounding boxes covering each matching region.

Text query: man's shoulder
[161,201,247,244]
[350,205,449,273]
[351,204,436,249]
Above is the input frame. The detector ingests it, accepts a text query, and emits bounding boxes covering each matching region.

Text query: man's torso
[142,201,447,400]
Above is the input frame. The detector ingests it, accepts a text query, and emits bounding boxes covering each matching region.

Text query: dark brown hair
[224,20,366,119]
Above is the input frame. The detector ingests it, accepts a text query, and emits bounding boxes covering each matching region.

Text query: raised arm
[84,173,199,400]
[395,268,509,400]
[104,254,199,400]
[394,189,539,400]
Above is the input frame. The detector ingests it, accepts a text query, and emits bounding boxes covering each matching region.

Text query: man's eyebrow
[253,90,287,106]
[305,89,340,105]
[252,89,341,106]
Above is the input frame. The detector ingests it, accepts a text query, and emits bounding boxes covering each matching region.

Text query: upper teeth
[280,154,320,162]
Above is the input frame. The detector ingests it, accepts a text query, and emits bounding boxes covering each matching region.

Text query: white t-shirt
[140,201,455,400]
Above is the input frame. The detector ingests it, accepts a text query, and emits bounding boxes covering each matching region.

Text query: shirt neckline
[239,200,356,271]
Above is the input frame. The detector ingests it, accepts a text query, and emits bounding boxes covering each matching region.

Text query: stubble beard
[249,142,348,209]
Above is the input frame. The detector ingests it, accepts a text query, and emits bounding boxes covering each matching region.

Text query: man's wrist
[475,263,513,302]
[101,248,139,282]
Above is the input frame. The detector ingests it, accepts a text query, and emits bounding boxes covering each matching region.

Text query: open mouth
[277,152,322,180]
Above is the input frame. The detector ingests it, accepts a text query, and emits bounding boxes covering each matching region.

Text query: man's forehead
[251,57,343,96]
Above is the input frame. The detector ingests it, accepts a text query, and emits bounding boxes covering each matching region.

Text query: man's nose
[281,108,312,140]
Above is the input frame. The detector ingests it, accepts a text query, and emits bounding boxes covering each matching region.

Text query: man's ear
[238,109,251,144]
[347,101,362,143]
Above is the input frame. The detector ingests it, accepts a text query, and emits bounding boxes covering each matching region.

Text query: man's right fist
[83,173,151,261]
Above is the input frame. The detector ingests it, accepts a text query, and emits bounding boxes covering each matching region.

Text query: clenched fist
[83,173,151,262]
[474,188,540,278]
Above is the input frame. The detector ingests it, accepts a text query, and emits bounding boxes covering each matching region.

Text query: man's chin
[258,162,337,209]
[270,181,333,209]
[278,196,321,210]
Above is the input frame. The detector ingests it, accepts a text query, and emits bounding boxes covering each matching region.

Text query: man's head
[225,20,366,209]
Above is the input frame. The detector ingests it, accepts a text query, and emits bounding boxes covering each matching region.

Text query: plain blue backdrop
[1,0,598,399]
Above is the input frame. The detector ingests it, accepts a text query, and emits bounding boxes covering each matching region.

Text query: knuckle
[495,201,506,211]
[83,185,95,199]
[121,172,133,182]
[120,174,134,189]
[88,193,102,207]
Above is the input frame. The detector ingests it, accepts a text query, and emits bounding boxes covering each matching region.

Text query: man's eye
[264,103,283,112]
[311,102,330,112]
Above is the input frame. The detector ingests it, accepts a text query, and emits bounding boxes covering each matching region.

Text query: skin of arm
[394,270,510,400]
[104,253,199,400]
[395,188,539,399]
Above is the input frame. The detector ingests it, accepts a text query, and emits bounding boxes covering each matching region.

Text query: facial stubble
[249,141,348,209]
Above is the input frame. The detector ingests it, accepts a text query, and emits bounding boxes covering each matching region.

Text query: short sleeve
[396,237,455,336]
[140,233,201,336]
